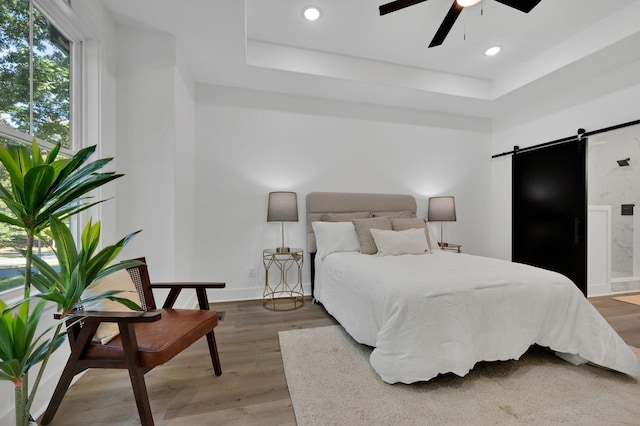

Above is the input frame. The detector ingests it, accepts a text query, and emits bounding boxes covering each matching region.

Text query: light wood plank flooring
[589,293,640,347]
[39,294,640,425]
[40,298,337,426]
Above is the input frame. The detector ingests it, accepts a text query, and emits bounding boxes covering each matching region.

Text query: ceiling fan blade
[494,0,542,13]
[379,0,428,16]
[428,1,463,48]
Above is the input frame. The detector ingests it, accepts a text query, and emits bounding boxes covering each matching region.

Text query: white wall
[104,22,494,301]
[174,50,197,278]
[193,85,492,300]
[113,26,205,309]
[490,80,640,261]
[115,27,179,278]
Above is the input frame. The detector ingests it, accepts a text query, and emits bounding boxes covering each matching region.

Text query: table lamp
[427,196,456,247]
[267,191,298,253]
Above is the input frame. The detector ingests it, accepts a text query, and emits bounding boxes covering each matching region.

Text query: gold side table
[263,248,304,311]
[438,242,462,253]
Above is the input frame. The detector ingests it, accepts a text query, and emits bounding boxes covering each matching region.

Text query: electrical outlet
[248,267,256,278]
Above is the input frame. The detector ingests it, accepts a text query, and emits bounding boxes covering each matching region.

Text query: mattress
[314,250,640,384]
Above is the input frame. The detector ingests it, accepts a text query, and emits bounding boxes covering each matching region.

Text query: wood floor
[40,298,337,426]
[589,293,640,347]
[40,294,640,426]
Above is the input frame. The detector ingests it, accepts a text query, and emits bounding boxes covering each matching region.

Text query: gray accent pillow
[321,211,372,222]
[352,217,392,254]
[390,217,433,251]
[372,210,415,218]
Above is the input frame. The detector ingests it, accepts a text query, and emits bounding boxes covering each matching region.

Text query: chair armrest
[55,310,161,323]
[151,282,226,289]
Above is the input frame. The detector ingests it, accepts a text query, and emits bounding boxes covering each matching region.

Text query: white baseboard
[587,282,612,297]
[204,283,312,303]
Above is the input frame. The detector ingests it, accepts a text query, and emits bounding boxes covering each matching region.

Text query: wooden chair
[41,258,225,426]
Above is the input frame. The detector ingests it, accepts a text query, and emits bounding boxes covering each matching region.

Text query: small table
[437,242,462,253]
[263,248,304,311]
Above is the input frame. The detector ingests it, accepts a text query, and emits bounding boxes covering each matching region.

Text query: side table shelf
[437,242,462,253]
[262,248,304,311]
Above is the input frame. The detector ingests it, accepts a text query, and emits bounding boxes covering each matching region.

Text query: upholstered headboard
[305,192,418,254]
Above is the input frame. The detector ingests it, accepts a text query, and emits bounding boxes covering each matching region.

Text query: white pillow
[370,228,429,256]
[312,221,361,260]
[81,268,142,345]
[426,222,440,250]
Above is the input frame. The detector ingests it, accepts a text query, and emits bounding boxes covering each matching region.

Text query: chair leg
[120,323,155,426]
[206,330,222,376]
[41,363,83,424]
[41,324,97,425]
[195,288,222,376]
[126,366,154,426]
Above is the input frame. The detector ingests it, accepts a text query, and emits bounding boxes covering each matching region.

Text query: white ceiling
[103,0,640,118]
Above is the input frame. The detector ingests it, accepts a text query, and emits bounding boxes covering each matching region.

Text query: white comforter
[314,250,640,384]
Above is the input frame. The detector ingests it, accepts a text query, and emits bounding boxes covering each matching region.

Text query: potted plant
[0,140,140,426]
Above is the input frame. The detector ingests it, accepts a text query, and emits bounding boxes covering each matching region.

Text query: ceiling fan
[379,0,542,48]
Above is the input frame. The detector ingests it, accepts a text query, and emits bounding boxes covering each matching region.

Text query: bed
[306,192,640,384]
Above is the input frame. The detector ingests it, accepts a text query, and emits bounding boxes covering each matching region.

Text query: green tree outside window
[0,0,73,291]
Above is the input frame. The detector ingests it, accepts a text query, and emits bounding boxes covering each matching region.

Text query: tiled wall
[588,125,640,277]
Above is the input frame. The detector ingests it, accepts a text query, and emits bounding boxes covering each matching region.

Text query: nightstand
[262,248,304,311]
[437,242,462,253]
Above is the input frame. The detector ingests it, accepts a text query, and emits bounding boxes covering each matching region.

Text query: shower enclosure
[587,124,640,295]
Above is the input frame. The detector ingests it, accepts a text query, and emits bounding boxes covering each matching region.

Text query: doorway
[512,139,587,295]
[588,125,640,293]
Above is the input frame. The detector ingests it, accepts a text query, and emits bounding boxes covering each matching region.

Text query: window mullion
[29,1,34,137]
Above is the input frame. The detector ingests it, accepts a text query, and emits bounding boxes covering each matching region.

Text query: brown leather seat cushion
[85,309,218,367]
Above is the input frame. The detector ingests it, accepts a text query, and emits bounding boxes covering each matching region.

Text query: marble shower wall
[588,125,640,277]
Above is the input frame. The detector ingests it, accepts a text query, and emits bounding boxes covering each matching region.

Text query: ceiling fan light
[303,6,321,21]
[485,46,502,56]
[456,0,482,7]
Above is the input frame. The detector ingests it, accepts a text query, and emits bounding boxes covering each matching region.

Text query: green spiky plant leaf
[0,139,138,426]
[0,299,66,384]
[30,217,143,314]
[0,140,122,299]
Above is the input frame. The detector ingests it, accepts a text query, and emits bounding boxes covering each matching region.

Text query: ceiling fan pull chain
[463,18,466,41]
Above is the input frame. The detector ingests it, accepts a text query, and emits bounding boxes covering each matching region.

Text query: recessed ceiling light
[484,46,502,56]
[303,6,321,21]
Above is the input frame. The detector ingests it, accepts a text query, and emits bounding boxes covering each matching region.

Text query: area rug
[612,294,640,306]
[279,326,640,425]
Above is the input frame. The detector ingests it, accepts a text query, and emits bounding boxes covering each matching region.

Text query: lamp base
[276,246,291,253]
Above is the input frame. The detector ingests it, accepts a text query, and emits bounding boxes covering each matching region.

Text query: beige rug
[613,294,640,306]
[279,326,640,425]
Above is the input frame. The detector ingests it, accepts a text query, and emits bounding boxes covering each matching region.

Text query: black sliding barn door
[512,139,587,295]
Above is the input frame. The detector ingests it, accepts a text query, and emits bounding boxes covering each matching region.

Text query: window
[0,0,79,293]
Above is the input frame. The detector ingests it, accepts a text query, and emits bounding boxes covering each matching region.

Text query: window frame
[0,0,84,300]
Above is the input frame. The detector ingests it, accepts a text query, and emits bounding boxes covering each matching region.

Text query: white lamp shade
[428,196,456,222]
[267,192,299,222]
